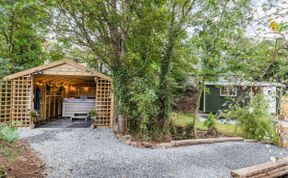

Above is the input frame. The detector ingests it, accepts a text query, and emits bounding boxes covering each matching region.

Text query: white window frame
[220,86,237,97]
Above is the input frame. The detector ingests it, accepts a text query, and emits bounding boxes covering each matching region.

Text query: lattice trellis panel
[95,78,113,127]
[11,75,33,126]
[0,80,12,124]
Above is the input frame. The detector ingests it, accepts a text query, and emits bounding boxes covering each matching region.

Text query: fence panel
[0,80,12,124]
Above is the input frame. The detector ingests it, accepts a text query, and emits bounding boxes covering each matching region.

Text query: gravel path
[19,128,288,178]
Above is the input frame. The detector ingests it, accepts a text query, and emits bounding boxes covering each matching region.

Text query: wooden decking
[38,118,91,128]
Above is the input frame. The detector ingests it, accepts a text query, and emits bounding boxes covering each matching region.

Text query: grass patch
[174,113,242,137]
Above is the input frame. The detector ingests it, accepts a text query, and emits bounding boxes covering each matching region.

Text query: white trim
[205,81,285,87]
[203,89,206,112]
[220,86,237,97]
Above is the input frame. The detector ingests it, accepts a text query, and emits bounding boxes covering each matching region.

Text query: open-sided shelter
[0,59,113,127]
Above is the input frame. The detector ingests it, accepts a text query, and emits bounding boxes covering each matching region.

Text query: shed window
[220,86,237,97]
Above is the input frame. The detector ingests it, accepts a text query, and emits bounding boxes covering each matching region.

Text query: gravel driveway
[19,128,288,178]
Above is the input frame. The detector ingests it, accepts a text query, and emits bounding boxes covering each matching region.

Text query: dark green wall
[199,85,282,114]
[200,85,250,113]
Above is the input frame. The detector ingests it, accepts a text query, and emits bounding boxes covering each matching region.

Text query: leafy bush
[228,94,279,144]
[30,110,39,123]
[125,78,158,137]
[30,110,38,118]
[89,109,96,117]
[203,113,216,129]
[0,124,19,143]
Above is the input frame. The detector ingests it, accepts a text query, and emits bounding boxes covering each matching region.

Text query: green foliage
[0,0,50,78]
[30,110,38,118]
[226,39,288,82]
[190,0,251,83]
[0,167,5,178]
[177,0,253,137]
[170,120,195,140]
[89,109,96,117]
[269,20,288,33]
[124,78,158,137]
[30,110,39,123]
[44,0,203,139]
[228,94,279,144]
[14,0,281,142]
[175,113,242,137]
[0,58,13,79]
[0,123,20,163]
[10,121,22,128]
[185,121,195,139]
[203,113,216,129]
[0,124,19,143]
[0,144,14,160]
[169,119,176,135]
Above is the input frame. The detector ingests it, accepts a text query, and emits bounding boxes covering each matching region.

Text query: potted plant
[30,110,39,129]
[89,109,96,121]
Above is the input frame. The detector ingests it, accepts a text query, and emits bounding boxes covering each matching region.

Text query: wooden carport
[0,60,113,127]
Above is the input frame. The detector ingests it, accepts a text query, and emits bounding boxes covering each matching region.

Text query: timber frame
[0,59,113,127]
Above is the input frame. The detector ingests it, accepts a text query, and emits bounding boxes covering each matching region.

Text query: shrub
[30,110,39,124]
[89,109,96,117]
[228,94,279,144]
[125,78,158,137]
[203,113,216,129]
[0,124,19,143]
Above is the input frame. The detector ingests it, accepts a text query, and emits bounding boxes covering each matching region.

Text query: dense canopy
[0,0,287,139]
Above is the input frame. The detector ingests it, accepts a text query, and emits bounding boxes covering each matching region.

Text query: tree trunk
[158,36,175,121]
[191,83,204,138]
[157,3,177,131]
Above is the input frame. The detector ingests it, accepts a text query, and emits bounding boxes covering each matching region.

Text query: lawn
[174,113,243,137]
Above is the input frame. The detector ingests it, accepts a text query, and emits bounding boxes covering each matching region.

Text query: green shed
[200,81,284,114]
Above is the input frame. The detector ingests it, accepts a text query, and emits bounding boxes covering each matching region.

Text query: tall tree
[186,0,252,136]
[45,0,166,136]
[46,0,254,140]
[0,0,48,78]
[157,0,196,133]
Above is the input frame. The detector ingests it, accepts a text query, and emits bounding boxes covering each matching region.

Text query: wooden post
[0,80,12,124]
[110,84,114,128]
[48,96,51,119]
[53,96,56,118]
